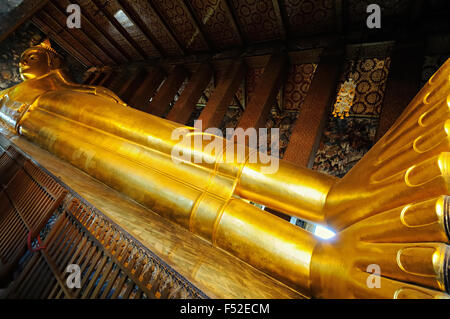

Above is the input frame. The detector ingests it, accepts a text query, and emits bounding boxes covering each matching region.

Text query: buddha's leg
[234,160,336,223]
[18,105,318,296]
[29,90,336,223]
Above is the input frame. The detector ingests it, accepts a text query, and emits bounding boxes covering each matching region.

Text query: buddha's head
[19,39,62,81]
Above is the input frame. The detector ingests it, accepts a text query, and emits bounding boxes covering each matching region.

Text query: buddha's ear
[49,53,63,69]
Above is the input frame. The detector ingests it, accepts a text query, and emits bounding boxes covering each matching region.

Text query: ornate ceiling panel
[229,0,284,44]
[57,0,126,65]
[126,1,183,56]
[43,3,112,65]
[281,0,336,36]
[101,0,160,58]
[28,0,445,67]
[152,0,209,53]
[189,0,242,50]
[342,57,391,116]
[75,0,143,62]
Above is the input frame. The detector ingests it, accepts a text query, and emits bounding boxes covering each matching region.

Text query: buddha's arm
[54,71,127,106]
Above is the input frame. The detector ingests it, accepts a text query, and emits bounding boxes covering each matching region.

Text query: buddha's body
[0,41,449,298]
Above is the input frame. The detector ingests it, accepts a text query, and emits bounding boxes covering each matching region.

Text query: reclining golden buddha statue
[0,39,449,299]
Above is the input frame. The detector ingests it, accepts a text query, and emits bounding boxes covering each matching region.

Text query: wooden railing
[0,143,206,299]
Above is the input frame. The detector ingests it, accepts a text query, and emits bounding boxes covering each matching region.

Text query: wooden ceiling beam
[70,0,131,62]
[272,0,287,41]
[90,71,107,85]
[116,0,165,57]
[0,0,50,44]
[147,65,188,116]
[284,48,344,168]
[237,53,288,130]
[49,1,120,65]
[31,16,92,67]
[90,0,148,60]
[223,0,246,46]
[198,60,247,129]
[146,1,187,56]
[181,0,213,52]
[128,67,166,111]
[117,69,149,102]
[83,72,97,84]
[335,0,344,35]
[38,8,105,65]
[37,10,104,65]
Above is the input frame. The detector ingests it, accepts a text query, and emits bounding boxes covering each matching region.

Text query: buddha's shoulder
[0,78,54,106]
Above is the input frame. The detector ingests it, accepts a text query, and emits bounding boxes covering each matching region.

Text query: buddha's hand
[323,58,450,230]
[310,195,449,298]
[71,83,128,107]
[94,86,128,107]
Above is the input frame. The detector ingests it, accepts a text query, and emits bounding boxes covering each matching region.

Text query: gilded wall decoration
[312,117,379,177]
[312,56,391,177]
[341,57,391,116]
[263,63,318,157]
[219,63,317,152]
[230,80,245,108]
[265,109,300,158]
[197,77,216,106]
[162,77,189,118]
[284,63,317,110]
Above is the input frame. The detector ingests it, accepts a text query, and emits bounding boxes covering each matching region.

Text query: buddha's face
[19,48,51,81]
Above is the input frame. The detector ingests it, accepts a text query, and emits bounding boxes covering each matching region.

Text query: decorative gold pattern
[341,57,391,116]
[313,56,391,176]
